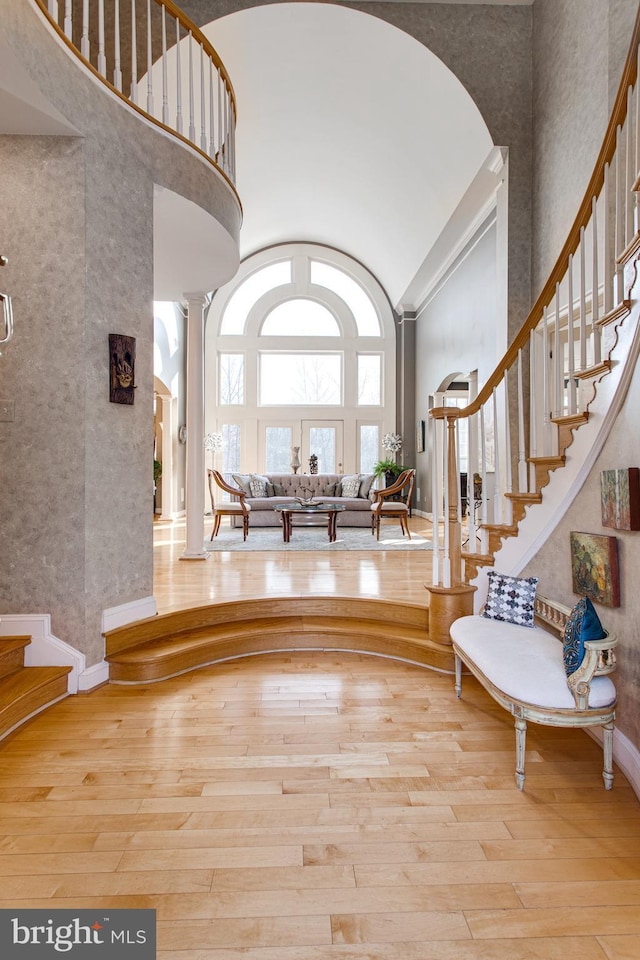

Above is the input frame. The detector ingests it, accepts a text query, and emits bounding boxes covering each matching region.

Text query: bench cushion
[451,615,616,710]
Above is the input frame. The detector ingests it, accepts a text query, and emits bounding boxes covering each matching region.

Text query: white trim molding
[101,595,157,633]
[0,613,85,694]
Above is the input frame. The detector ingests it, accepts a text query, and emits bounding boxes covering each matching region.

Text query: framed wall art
[570,531,620,607]
[109,333,136,405]
[600,467,640,530]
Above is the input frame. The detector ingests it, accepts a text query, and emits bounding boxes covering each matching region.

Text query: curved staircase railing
[36,0,237,189]
[429,3,640,613]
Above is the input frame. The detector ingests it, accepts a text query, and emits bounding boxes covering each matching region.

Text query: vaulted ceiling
[204,2,494,306]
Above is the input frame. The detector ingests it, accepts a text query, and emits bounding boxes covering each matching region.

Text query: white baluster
[175,18,183,135]
[97,0,106,76]
[146,0,154,116]
[615,125,624,303]
[188,32,196,144]
[604,162,613,314]
[63,1,72,39]
[431,416,440,586]
[217,68,223,164]
[200,44,207,152]
[209,60,215,158]
[492,387,502,525]
[113,0,122,91]
[635,50,640,232]
[48,2,59,21]
[553,282,562,418]
[542,306,552,455]
[529,328,538,493]
[579,227,587,377]
[81,0,89,60]
[130,0,138,104]
[467,409,478,548]
[626,87,634,246]
[592,195,601,364]
[161,5,169,125]
[503,370,513,526]
[567,252,576,413]
[223,82,229,173]
[517,348,527,492]
[479,405,488,554]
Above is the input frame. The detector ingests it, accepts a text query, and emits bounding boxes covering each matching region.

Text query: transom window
[261,299,341,337]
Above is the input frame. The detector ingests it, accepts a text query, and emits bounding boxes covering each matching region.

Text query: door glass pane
[358,355,381,405]
[219,354,244,404]
[260,353,341,405]
[309,427,335,473]
[265,427,293,473]
[360,424,379,474]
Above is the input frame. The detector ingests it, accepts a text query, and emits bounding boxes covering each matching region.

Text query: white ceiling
[205,3,494,307]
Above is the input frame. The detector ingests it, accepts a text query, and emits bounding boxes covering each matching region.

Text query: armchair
[370,469,416,540]
[207,469,251,541]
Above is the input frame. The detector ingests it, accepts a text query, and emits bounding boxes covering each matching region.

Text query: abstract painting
[570,531,620,607]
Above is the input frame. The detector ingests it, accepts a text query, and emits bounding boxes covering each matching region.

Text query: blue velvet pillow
[562,596,606,677]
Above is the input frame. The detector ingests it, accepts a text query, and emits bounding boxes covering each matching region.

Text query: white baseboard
[78,660,110,691]
[588,725,640,801]
[101,595,157,633]
[0,614,85,694]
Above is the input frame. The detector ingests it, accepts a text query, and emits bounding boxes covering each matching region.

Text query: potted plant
[372,458,407,487]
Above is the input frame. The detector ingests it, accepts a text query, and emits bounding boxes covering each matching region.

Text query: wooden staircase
[461,299,631,584]
[0,637,71,739]
[105,596,453,683]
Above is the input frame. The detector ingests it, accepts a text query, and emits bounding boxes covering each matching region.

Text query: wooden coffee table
[274,502,346,543]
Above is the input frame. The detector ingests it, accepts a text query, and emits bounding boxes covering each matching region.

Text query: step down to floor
[0,666,72,740]
[105,597,454,682]
[0,636,31,679]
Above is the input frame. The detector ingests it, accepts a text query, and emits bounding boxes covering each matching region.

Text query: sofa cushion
[563,596,606,676]
[482,572,538,628]
[323,482,338,496]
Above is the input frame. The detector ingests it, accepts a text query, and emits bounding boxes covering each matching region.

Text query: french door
[259,420,344,474]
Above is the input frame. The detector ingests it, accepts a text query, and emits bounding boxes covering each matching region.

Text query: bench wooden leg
[514,716,527,790]
[603,721,615,790]
[454,655,462,698]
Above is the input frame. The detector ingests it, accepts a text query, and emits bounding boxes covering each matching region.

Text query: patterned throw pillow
[563,596,606,676]
[323,482,337,497]
[340,474,362,498]
[482,572,539,628]
[248,474,269,497]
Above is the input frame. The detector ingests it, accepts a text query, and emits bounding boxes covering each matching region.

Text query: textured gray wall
[532,0,639,294]
[0,0,239,663]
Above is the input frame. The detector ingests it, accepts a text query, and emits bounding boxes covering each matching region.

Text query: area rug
[204,525,432,552]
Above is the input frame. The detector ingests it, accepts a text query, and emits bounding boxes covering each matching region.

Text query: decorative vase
[290,446,301,474]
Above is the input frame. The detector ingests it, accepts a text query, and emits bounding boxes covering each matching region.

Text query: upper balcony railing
[37,0,237,188]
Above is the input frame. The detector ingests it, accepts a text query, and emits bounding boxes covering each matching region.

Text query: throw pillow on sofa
[231,474,252,495]
[482,571,538,627]
[358,473,375,498]
[248,474,270,497]
[340,474,362,498]
[323,482,338,496]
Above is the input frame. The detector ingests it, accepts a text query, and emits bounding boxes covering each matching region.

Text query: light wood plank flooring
[0,519,637,958]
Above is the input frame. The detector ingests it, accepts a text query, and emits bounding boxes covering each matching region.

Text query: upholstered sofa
[229,472,376,527]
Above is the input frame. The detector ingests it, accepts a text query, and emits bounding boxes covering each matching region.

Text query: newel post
[425,407,476,645]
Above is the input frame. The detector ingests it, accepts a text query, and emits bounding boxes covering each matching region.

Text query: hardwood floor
[0,518,638,958]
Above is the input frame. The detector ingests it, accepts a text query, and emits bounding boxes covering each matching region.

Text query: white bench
[450,595,618,790]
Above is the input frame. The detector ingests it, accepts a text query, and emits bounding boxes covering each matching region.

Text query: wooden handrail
[438,1,640,420]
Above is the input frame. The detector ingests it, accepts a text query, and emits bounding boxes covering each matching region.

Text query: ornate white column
[181,292,209,560]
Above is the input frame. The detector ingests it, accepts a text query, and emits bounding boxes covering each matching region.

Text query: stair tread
[0,637,31,654]
[529,455,565,465]
[0,666,72,702]
[504,492,543,503]
[461,552,494,564]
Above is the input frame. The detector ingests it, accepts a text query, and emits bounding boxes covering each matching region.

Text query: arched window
[205,243,396,478]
